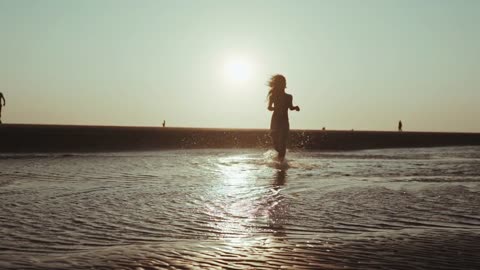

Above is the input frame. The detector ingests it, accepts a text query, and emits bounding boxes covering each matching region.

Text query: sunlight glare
[224,56,252,83]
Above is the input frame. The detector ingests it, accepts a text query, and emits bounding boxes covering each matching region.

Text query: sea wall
[1,124,480,152]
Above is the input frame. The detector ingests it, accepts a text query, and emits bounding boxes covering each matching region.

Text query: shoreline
[1,123,480,152]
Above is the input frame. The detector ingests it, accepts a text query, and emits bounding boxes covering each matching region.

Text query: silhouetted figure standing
[398,120,403,131]
[0,92,5,124]
[162,120,166,127]
[267,75,300,161]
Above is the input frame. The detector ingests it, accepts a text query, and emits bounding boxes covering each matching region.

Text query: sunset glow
[0,1,479,131]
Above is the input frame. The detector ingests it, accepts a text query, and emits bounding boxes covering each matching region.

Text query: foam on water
[0,146,480,269]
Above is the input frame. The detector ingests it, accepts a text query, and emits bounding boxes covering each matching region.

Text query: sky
[0,0,479,132]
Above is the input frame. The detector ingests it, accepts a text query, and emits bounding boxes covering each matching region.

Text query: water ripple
[0,147,479,269]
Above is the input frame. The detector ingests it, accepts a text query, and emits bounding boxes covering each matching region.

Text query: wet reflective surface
[1,147,480,269]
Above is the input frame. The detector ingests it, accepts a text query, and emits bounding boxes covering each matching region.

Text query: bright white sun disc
[224,57,252,82]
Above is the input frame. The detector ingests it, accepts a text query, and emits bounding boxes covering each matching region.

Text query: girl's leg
[271,130,280,153]
[277,129,288,160]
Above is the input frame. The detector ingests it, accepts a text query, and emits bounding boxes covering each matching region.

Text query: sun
[224,56,252,82]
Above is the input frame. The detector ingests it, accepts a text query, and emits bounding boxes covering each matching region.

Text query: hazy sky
[1,0,479,131]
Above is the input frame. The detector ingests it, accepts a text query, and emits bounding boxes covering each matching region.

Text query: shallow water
[1,146,480,269]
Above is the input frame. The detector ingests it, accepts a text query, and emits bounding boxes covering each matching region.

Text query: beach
[1,124,480,152]
[2,0,479,268]
[1,124,480,269]
[1,147,479,269]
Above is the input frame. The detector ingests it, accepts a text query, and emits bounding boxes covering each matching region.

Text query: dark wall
[1,124,480,153]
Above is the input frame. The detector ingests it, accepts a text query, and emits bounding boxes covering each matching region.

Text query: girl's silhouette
[267,75,300,161]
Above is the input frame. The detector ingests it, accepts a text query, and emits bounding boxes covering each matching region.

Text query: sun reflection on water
[205,153,289,249]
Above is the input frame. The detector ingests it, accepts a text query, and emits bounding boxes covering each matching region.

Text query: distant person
[162,120,166,127]
[398,120,403,131]
[0,92,5,124]
[267,74,300,161]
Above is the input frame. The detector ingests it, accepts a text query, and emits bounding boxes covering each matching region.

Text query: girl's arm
[289,96,300,111]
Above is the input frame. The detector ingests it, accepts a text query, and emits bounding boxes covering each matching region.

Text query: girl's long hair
[267,74,286,100]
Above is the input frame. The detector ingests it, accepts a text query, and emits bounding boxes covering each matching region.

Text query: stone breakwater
[1,124,480,152]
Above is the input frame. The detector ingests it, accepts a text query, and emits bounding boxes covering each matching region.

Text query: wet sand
[1,123,480,152]
[1,148,479,269]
